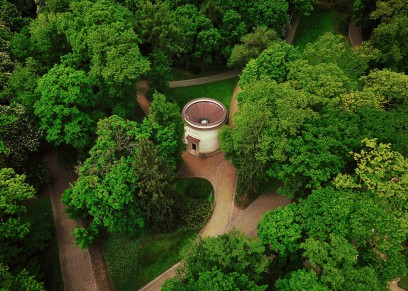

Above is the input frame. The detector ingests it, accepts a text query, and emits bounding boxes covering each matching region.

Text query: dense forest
[1,0,407,289]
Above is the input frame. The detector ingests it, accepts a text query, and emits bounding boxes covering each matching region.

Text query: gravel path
[45,152,98,291]
[349,20,363,47]
[285,13,301,44]
[225,193,290,237]
[168,70,240,88]
[179,152,236,237]
[137,81,151,115]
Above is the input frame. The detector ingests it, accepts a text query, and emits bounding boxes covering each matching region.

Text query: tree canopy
[163,230,268,289]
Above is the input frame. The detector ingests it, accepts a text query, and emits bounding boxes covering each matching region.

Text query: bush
[175,178,214,231]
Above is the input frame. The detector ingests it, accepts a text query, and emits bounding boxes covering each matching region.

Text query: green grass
[104,230,197,290]
[103,178,214,290]
[167,77,238,111]
[25,195,64,291]
[293,7,349,48]
[398,276,408,289]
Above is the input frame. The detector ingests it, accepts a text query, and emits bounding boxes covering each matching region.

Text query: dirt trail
[349,20,364,47]
[137,81,151,115]
[169,70,240,88]
[179,152,236,237]
[45,152,97,291]
[226,193,290,237]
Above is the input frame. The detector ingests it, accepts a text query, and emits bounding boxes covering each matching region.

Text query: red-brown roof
[186,135,200,143]
[182,98,227,129]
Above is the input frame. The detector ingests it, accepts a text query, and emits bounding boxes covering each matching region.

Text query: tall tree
[301,33,372,83]
[239,41,299,87]
[163,230,268,288]
[136,0,187,56]
[61,0,149,100]
[228,26,277,69]
[221,79,316,196]
[334,138,408,229]
[369,0,408,71]
[34,64,101,151]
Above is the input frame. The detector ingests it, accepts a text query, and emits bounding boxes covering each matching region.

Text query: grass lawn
[103,178,213,290]
[104,230,197,290]
[25,195,64,291]
[293,7,349,48]
[398,276,408,289]
[167,77,238,111]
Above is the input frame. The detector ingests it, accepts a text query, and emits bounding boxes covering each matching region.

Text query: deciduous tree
[34,64,101,151]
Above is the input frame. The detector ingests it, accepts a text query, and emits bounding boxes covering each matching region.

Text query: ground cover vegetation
[103,178,213,290]
[167,77,238,111]
[1,0,407,288]
[293,7,349,47]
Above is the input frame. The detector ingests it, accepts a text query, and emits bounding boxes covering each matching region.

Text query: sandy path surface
[228,84,242,128]
[286,14,301,44]
[137,81,151,115]
[226,193,290,237]
[179,152,236,237]
[45,152,98,291]
[349,20,364,47]
[169,70,240,88]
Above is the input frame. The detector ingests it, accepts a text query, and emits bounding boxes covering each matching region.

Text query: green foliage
[0,168,35,240]
[360,69,408,109]
[0,103,40,170]
[174,178,213,231]
[218,9,247,59]
[8,60,40,112]
[62,116,147,245]
[163,267,267,291]
[369,0,408,71]
[250,0,289,36]
[239,41,298,87]
[147,49,172,91]
[301,33,371,82]
[0,264,45,291]
[136,0,187,56]
[164,230,268,288]
[134,139,177,228]
[258,205,302,256]
[275,269,329,291]
[104,230,197,290]
[353,0,376,28]
[61,0,149,98]
[0,0,26,32]
[72,224,100,250]
[148,92,185,166]
[334,138,408,229]
[221,79,315,196]
[63,93,183,247]
[358,106,408,155]
[35,64,100,151]
[293,8,348,48]
[28,12,70,68]
[271,110,362,195]
[288,60,356,106]
[290,0,317,15]
[228,26,277,69]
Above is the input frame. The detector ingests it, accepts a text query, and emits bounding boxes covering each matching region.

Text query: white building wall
[184,125,220,154]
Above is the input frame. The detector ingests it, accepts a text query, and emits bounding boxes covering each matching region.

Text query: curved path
[349,20,363,47]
